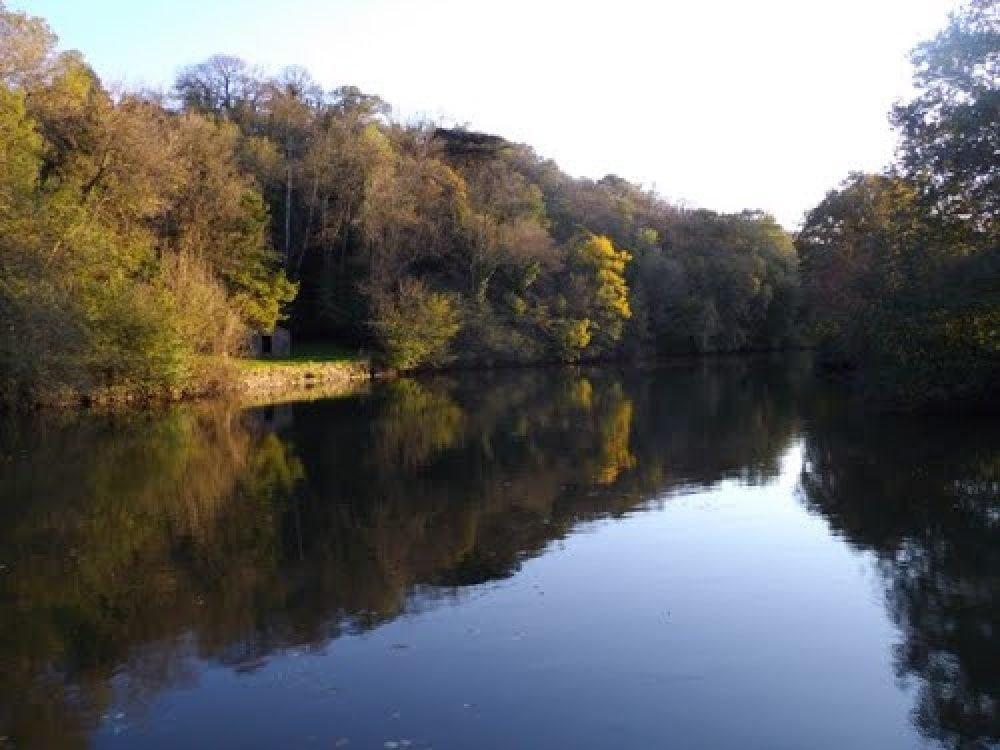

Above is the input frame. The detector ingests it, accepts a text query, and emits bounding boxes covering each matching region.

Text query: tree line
[1,0,995,406]
[0,2,799,404]
[168,56,803,369]
[797,0,998,406]
[1,4,296,404]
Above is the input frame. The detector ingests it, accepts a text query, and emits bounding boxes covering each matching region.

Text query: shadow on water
[0,355,996,748]
[798,398,1000,749]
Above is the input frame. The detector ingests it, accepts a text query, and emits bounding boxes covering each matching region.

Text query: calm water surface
[1,359,997,748]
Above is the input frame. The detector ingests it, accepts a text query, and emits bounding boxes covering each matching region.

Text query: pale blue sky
[12,0,957,227]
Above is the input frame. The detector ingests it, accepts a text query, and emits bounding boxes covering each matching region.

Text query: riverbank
[233,357,371,401]
[4,348,809,411]
[0,352,373,411]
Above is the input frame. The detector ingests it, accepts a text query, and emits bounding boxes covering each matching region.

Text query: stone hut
[248,327,291,358]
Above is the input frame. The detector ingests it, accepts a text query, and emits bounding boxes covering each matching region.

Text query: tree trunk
[284,156,292,270]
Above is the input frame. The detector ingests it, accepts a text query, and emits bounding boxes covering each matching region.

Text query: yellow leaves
[552,318,593,361]
[596,283,632,319]
[572,234,632,340]
[595,268,621,286]
[544,233,634,360]
[576,234,631,274]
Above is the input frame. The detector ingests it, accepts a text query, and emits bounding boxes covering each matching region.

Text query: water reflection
[0,358,996,748]
[799,406,1000,749]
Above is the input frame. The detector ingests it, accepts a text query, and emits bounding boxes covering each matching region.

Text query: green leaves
[797,2,999,406]
[370,279,462,370]
[0,5,300,404]
[891,0,1000,227]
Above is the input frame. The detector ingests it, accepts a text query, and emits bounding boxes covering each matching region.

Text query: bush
[370,279,462,370]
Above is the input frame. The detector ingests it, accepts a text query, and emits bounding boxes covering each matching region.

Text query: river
[1,357,996,748]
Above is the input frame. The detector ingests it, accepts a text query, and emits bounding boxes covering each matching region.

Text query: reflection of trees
[0,405,260,747]
[372,378,466,469]
[0,358,804,746]
[583,381,637,485]
[800,411,1000,749]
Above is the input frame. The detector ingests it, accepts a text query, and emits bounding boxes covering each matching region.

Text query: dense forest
[0,0,996,406]
[798,0,998,406]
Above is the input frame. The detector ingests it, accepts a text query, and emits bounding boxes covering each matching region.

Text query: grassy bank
[236,342,365,368]
[1,344,371,410]
[231,344,371,399]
